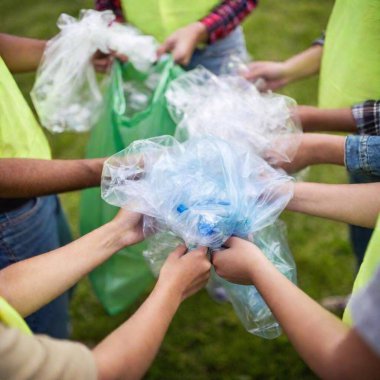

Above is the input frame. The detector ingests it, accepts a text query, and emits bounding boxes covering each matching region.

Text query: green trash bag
[80,57,184,315]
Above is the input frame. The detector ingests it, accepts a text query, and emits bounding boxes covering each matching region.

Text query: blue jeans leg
[349,173,378,269]
[185,26,248,75]
[0,195,71,338]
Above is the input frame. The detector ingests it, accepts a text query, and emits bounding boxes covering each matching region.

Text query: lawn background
[1,1,355,379]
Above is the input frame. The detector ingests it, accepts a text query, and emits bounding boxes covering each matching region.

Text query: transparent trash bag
[101,135,296,337]
[143,222,296,339]
[31,9,158,133]
[102,135,294,248]
[165,65,302,164]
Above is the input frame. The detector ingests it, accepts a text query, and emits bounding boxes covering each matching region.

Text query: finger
[157,38,174,57]
[195,246,208,254]
[168,244,187,259]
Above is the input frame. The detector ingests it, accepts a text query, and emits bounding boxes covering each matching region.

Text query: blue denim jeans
[0,195,72,338]
[186,26,248,75]
[345,135,380,267]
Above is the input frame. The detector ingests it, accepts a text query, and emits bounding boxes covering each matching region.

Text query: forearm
[287,182,380,228]
[297,106,356,133]
[93,281,181,380]
[0,220,125,316]
[248,252,379,379]
[0,158,105,198]
[0,33,46,73]
[282,45,323,84]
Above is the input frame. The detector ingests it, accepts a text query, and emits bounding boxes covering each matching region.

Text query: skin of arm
[287,182,380,229]
[157,22,208,66]
[0,158,105,198]
[0,33,46,73]
[273,133,345,174]
[212,237,380,379]
[244,44,323,91]
[297,106,356,133]
[0,209,144,316]
[93,245,211,380]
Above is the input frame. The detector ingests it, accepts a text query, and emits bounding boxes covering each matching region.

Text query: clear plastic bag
[31,9,158,133]
[165,65,301,164]
[101,135,296,337]
[102,135,294,248]
[143,222,296,339]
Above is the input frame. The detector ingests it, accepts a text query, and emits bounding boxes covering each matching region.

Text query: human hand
[213,237,263,285]
[111,208,144,247]
[158,245,211,301]
[243,61,289,91]
[92,50,128,73]
[157,22,208,66]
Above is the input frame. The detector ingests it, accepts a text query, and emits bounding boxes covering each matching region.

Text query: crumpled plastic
[31,9,158,133]
[101,135,296,338]
[165,65,301,164]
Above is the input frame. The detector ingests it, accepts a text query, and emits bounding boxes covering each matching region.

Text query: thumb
[157,37,175,57]
[168,244,187,260]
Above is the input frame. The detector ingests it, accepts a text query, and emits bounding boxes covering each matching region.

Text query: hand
[92,50,128,73]
[111,208,144,247]
[158,245,211,301]
[213,237,262,285]
[243,61,289,91]
[157,22,208,66]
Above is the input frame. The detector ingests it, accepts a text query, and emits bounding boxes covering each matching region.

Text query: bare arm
[297,106,356,133]
[0,210,143,317]
[276,133,345,174]
[244,45,323,91]
[0,33,46,73]
[93,246,211,380]
[287,182,380,228]
[213,238,380,379]
[0,158,105,198]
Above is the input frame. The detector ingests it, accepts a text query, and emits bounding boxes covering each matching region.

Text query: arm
[287,182,380,228]
[200,0,257,44]
[244,44,323,91]
[297,106,356,133]
[275,133,345,174]
[213,237,380,379]
[95,0,125,23]
[276,133,380,178]
[93,245,211,380]
[157,0,257,66]
[0,158,105,198]
[0,209,143,317]
[0,33,46,73]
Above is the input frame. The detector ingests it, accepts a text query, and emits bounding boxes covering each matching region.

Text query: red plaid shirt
[95,0,258,43]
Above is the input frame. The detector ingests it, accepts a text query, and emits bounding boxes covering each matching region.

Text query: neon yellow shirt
[319,0,380,108]
[0,57,51,159]
[343,216,380,324]
[121,0,218,43]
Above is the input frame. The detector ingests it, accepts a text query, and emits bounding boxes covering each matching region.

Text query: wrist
[155,277,182,309]
[191,22,208,44]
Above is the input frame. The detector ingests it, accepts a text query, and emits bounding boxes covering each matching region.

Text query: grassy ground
[2,1,356,379]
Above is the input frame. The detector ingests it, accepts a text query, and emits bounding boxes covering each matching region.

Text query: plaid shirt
[95,0,257,43]
[352,100,380,136]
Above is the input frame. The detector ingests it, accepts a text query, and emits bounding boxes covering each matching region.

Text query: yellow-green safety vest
[121,0,219,43]
[0,297,31,335]
[319,0,380,108]
[343,215,380,324]
[0,56,51,159]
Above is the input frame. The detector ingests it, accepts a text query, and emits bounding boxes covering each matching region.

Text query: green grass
[1,1,356,379]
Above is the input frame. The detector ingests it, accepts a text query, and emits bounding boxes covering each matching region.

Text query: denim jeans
[186,26,248,75]
[345,135,380,267]
[0,195,72,338]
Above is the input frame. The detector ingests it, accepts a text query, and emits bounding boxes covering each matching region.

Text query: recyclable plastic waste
[166,65,302,164]
[101,135,296,338]
[31,9,158,133]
